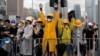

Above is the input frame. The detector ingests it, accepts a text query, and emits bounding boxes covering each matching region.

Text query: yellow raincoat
[61,27,71,44]
[57,19,72,56]
[57,19,71,44]
[39,10,59,52]
[62,27,71,56]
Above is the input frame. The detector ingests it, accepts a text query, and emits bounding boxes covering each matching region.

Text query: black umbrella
[56,43,66,56]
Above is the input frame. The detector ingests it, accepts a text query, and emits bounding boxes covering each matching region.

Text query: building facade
[0,0,6,17]
[85,0,95,22]
[74,4,81,19]
[6,0,23,18]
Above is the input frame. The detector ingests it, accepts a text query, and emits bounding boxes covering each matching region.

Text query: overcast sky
[24,0,98,15]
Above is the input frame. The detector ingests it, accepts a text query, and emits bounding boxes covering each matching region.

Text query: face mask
[65,25,68,28]
[18,23,23,27]
[11,23,16,26]
[0,22,3,25]
[47,18,52,22]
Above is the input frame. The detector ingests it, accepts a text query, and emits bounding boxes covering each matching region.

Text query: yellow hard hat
[37,18,42,23]
[75,19,82,27]
[19,20,25,24]
[63,19,69,23]
[47,13,53,17]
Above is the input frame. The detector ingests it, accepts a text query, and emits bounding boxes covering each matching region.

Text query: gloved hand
[54,3,58,10]
[39,4,43,11]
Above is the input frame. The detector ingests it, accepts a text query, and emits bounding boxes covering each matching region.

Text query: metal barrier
[31,38,99,56]
[0,38,99,56]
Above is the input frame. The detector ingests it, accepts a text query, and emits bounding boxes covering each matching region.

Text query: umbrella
[56,43,66,56]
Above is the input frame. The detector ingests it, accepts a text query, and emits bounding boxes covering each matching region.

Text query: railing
[0,38,99,56]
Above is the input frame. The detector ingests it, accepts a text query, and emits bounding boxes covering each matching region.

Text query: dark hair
[0,19,2,21]
[4,19,10,23]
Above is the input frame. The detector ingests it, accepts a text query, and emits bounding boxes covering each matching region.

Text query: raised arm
[54,10,60,25]
[39,11,46,24]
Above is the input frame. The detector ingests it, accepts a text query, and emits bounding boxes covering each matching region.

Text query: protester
[83,22,95,56]
[33,18,44,56]
[61,19,72,56]
[17,20,25,41]
[20,16,33,56]
[0,19,13,56]
[33,18,44,43]
[16,20,25,55]
[10,19,18,56]
[39,4,59,56]
[72,19,83,56]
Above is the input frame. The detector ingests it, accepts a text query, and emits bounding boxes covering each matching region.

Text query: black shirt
[0,26,4,39]
[10,27,18,36]
[33,29,43,39]
[2,27,11,37]
[83,29,94,39]
[2,26,18,37]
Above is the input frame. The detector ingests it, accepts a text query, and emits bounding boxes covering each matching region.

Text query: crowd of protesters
[0,4,98,56]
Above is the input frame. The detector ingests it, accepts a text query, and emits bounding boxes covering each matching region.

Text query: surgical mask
[0,22,3,25]
[65,25,68,28]
[47,18,52,22]
[11,23,16,26]
[18,23,23,27]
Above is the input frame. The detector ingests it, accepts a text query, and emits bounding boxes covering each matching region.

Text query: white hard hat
[88,22,92,26]
[26,16,34,21]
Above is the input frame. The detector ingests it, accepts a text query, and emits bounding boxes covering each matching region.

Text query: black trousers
[20,54,32,56]
[0,48,8,56]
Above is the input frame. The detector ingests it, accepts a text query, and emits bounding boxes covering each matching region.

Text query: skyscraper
[6,0,17,15]
[74,4,81,19]
[17,0,23,18]
[94,4,98,23]
[85,0,95,22]
[0,0,6,16]
[45,2,51,15]
[6,0,23,18]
